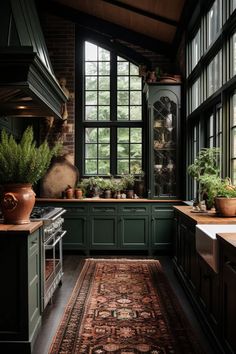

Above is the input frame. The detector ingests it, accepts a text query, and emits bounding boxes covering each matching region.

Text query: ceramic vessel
[215,197,236,217]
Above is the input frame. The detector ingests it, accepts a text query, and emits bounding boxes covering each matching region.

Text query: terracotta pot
[74,188,83,199]
[215,197,236,217]
[65,188,74,199]
[1,184,35,224]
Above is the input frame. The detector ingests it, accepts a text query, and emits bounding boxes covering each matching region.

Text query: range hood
[0,0,67,119]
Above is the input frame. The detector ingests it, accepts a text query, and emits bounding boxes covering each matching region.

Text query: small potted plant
[100,178,113,199]
[131,165,145,197]
[121,173,135,199]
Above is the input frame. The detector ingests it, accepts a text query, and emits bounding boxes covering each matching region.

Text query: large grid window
[81,41,143,176]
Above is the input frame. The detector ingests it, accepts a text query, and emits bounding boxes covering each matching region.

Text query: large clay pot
[215,197,236,217]
[1,184,35,224]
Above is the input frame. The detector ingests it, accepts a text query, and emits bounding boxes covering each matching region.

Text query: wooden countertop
[36,198,182,203]
[173,205,236,224]
[217,233,236,248]
[0,221,42,234]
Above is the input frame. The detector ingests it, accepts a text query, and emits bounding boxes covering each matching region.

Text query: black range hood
[0,0,67,119]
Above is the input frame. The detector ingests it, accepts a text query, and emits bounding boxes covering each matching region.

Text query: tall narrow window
[207,0,222,48]
[80,41,143,176]
[231,93,236,183]
[207,50,222,97]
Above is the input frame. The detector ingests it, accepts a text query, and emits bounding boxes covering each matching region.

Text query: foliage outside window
[82,41,143,176]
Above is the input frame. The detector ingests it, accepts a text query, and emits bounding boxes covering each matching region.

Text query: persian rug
[49,259,204,354]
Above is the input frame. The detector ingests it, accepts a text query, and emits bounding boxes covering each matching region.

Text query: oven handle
[45,230,67,249]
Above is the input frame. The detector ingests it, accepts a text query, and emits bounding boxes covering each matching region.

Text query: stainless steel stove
[30,206,67,309]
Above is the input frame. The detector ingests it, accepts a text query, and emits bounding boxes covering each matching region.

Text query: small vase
[75,188,83,199]
[66,188,74,199]
[1,184,35,224]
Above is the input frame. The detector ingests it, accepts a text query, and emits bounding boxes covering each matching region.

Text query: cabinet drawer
[152,207,174,219]
[119,204,149,214]
[65,206,88,216]
[90,204,117,214]
[28,230,39,257]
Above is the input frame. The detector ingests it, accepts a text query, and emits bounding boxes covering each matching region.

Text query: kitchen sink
[195,224,236,273]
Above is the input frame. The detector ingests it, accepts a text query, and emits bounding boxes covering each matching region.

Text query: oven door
[43,229,66,309]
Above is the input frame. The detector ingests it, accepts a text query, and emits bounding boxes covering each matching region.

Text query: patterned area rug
[49,259,204,354]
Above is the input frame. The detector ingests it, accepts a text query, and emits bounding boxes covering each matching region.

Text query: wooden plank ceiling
[46,0,189,56]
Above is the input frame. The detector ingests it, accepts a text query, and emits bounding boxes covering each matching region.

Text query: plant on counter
[0,126,61,184]
[79,176,104,198]
[0,126,62,224]
[187,147,220,210]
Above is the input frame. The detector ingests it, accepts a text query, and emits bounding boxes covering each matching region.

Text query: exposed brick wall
[40,13,75,160]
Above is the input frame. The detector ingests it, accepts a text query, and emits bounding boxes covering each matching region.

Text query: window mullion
[110,52,117,174]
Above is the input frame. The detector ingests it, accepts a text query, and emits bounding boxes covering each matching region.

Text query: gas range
[30,206,65,221]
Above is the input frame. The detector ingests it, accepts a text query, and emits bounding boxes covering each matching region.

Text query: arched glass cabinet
[145,84,181,199]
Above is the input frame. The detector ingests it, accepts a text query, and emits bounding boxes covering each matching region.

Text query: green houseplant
[0,126,61,224]
[187,147,220,209]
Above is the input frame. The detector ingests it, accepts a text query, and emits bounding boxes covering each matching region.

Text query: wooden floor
[32,254,214,354]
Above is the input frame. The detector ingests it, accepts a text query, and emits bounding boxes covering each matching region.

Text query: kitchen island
[0,221,42,354]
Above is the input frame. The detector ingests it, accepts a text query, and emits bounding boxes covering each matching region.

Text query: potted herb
[79,176,103,198]
[131,166,145,197]
[121,174,135,198]
[0,126,61,224]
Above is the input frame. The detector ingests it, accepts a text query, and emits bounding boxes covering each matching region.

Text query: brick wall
[40,13,75,161]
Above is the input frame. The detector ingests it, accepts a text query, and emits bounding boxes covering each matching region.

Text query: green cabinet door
[89,216,117,249]
[151,205,174,251]
[63,206,88,251]
[119,215,149,250]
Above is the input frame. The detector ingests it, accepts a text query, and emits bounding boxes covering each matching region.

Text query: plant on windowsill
[0,126,61,224]
[79,176,104,198]
[121,173,135,199]
[131,166,145,197]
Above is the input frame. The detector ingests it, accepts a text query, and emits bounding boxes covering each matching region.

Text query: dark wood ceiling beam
[101,0,178,27]
[77,27,152,67]
[40,1,172,56]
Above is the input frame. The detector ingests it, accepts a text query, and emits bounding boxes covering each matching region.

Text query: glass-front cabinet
[145,84,181,199]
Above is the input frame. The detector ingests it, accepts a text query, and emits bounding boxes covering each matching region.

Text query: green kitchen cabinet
[0,226,42,353]
[63,206,88,252]
[118,204,149,250]
[151,204,175,252]
[89,203,117,249]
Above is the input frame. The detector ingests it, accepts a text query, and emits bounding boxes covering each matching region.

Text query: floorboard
[32,254,214,354]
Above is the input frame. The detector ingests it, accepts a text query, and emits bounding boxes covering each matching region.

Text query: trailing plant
[0,126,61,185]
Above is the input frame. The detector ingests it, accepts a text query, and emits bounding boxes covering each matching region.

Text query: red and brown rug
[49,259,204,354]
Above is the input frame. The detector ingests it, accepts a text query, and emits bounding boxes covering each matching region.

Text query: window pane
[231,32,236,77]
[231,0,236,13]
[86,91,97,105]
[130,106,142,121]
[98,91,110,105]
[191,28,200,70]
[86,77,97,90]
[130,144,142,158]
[85,144,97,158]
[98,144,110,157]
[191,78,200,112]
[207,0,222,47]
[118,128,129,142]
[85,42,97,60]
[130,76,142,90]
[98,106,110,120]
[117,160,129,174]
[85,160,97,174]
[117,91,129,105]
[117,76,129,90]
[232,128,236,157]
[117,106,129,120]
[130,91,141,105]
[131,128,142,143]
[117,61,129,75]
[130,160,142,172]
[207,51,222,97]
[99,62,110,75]
[98,128,110,143]
[130,63,139,75]
[85,106,97,120]
[98,47,110,61]
[117,144,129,157]
[85,128,97,143]
[99,77,110,90]
[85,62,97,75]
[232,160,236,184]
[232,93,236,126]
[98,160,110,174]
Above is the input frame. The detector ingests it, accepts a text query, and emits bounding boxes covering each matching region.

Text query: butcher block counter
[0,220,42,234]
[173,205,236,224]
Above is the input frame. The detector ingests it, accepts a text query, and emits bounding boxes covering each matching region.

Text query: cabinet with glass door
[145,84,181,199]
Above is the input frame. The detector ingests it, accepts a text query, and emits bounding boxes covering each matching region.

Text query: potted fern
[0,126,61,224]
